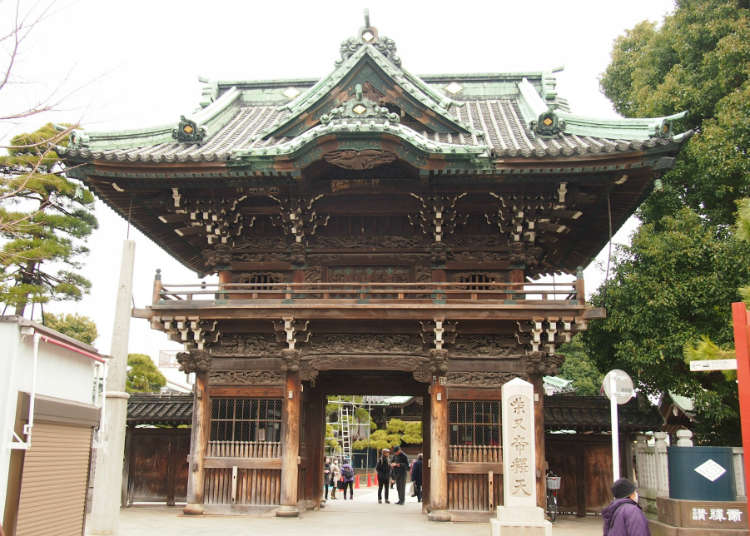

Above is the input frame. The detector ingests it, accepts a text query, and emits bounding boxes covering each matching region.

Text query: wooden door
[127,428,189,505]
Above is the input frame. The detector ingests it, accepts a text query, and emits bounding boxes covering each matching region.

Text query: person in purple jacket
[341,461,355,500]
[602,478,651,536]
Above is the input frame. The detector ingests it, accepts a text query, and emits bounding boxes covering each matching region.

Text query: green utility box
[668,446,736,501]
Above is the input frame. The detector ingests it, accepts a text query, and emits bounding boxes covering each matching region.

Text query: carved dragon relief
[211,333,281,357]
[304,334,421,355]
[451,335,526,358]
[209,370,284,385]
[446,372,521,387]
[524,351,565,376]
[176,350,212,374]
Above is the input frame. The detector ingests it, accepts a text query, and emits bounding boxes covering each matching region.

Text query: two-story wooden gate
[63,15,687,521]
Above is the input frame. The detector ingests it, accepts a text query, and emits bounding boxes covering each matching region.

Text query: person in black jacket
[410,453,423,502]
[376,448,391,503]
[390,445,409,505]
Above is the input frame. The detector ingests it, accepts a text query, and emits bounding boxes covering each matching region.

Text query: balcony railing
[154,281,583,305]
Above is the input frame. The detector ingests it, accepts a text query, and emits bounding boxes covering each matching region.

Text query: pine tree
[0,123,97,316]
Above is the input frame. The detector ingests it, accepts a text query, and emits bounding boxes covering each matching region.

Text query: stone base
[428,510,451,522]
[490,506,551,536]
[275,505,300,518]
[650,518,749,536]
[654,496,748,535]
[182,503,205,515]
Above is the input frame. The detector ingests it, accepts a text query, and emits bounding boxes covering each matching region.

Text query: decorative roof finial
[336,10,401,67]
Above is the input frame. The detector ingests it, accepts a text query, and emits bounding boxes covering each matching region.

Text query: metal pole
[610,373,620,481]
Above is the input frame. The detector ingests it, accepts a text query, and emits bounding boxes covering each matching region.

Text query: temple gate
[61,16,688,519]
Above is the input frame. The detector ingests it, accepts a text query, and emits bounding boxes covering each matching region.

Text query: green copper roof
[62,21,689,168]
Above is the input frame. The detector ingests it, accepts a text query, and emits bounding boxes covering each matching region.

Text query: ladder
[338,404,352,463]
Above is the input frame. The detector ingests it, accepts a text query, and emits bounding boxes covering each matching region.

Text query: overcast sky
[1,0,676,360]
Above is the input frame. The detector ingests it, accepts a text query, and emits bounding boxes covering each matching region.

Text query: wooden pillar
[184,371,210,514]
[531,374,545,509]
[428,376,449,521]
[278,369,301,517]
[421,390,431,514]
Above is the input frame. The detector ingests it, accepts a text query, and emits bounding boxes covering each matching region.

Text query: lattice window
[236,273,281,290]
[458,273,495,290]
[449,400,501,445]
[210,398,282,442]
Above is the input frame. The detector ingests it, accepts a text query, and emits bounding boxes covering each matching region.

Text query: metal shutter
[15,422,92,536]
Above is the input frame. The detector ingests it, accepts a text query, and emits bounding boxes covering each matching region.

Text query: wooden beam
[204,457,282,470]
[447,462,502,474]
[208,386,283,398]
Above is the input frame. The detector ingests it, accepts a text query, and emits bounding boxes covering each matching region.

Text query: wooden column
[184,370,210,514]
[421,390,431,514]
[531,374,545,509]
[428,376,449,521]
[278,368,301,517]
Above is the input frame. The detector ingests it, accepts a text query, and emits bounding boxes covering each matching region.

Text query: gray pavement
[93,487,602,536]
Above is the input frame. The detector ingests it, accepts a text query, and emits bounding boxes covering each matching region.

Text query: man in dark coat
[602,478,651,536]
[376,448,391,503]
[390,445,409,505]
[410,453,423,502]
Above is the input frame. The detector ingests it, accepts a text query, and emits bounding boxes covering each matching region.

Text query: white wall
[0,320,102,522]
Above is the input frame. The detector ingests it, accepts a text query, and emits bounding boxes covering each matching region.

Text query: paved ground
[90,487,602,536]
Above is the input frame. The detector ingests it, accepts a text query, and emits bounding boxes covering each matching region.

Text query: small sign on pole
[689,359,737,372]
[602,369,634,482]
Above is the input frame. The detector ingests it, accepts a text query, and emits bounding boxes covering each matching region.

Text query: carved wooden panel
[209,370,284,386]
[446,372,518,387]
[211,334,280,358]
[305,334,421,355]
[451,335,524,358]
[325,265,411,283]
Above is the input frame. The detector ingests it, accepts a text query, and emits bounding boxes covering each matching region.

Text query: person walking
[390,445,409,505]
[323,456,332,501]
[341,460,355,500]
[376,448,391,503]
[329,458,340,500]
[410,453,423,502]
[602,478,651,536]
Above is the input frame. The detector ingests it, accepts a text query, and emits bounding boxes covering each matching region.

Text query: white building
[0,316,105,536]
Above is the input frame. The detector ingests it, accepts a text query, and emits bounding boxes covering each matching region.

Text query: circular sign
[602,369,635,405]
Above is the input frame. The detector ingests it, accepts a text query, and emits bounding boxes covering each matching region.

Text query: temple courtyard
[90,487,601,535]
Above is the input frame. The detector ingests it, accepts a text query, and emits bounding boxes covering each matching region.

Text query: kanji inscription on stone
[501,377,537,507]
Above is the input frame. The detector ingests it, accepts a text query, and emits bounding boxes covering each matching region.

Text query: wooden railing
[207,441,281,458]
[156,281,581,304]
[449,445,502,463]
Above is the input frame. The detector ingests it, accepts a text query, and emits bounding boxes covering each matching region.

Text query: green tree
[352,418,423,451]
[582,209,750,444]
[42,312,98,344]
[558,336,604,396]
[600,0,749,227]
[0,124,97,316]
[126,353,166,393]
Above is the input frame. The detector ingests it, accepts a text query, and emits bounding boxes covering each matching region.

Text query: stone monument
[490,377,551,536]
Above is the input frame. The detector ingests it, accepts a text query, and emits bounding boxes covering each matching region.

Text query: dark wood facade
[64,20,687,518]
